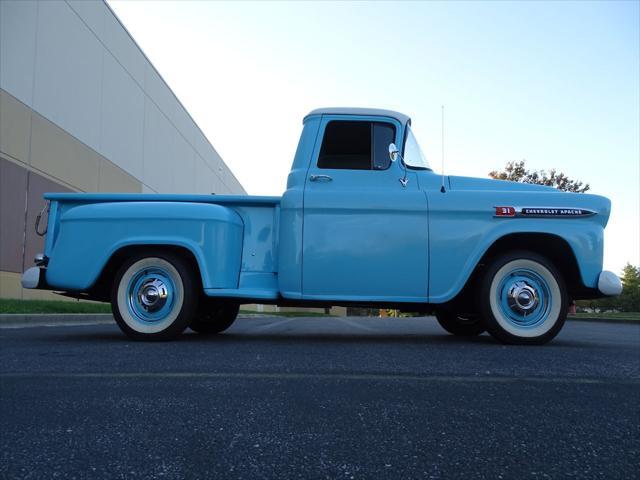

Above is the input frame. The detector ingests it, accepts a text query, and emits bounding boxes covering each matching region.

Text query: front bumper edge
[597,271,622,296]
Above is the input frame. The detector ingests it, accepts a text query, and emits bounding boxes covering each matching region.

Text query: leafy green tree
[489,160,590,193]
[619,263,640,312]
[621,263,640,288]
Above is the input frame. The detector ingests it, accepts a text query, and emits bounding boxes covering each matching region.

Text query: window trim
[401,124,432,171]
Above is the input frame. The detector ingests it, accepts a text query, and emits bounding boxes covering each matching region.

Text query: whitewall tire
[481,251,568,345]
[111,252,197,341]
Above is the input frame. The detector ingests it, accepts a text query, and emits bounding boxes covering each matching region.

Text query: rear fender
[45,202,243,291]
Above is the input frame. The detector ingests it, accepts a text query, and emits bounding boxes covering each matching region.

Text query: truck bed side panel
[208,204,280,298]
[45,202,244,291]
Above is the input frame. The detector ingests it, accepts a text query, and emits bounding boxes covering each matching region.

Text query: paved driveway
[1,316,638,479]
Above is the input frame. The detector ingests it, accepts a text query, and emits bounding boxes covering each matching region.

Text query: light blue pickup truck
[22,108,621,344]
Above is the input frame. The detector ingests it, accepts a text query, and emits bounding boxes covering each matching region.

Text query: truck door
[302,116,429,302]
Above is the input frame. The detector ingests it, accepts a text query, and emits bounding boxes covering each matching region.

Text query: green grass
[0,299,112,314]
[0,299,330,317]
[569,312,640,322]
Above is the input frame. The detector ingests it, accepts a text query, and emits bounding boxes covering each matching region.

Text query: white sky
[108,0,639,274]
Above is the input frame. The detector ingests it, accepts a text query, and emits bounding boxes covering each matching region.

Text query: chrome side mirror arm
[389,143,408,187]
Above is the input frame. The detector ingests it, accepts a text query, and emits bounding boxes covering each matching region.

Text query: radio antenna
[440,105,446,193]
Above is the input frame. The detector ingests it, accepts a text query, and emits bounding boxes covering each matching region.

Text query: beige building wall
[0,89,142,300]
[0,0,245,301]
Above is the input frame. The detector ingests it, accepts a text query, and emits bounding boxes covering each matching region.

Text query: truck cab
[279,109,429,303]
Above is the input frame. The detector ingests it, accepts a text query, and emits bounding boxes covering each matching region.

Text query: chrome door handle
[309,174,333,182]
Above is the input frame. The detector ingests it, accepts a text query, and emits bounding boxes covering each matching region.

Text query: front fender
[427,190,609,303]
[45,202,243,291]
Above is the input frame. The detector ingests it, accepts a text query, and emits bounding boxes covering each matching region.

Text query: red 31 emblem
[495,206,516,217]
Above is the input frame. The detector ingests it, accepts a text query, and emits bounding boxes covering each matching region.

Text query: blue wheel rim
[126,267,176,324]
[496,268,551,329]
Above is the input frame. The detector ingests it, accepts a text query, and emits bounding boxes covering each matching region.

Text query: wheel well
[477,233,583,296]
[88,245,202,301]
[445,233,584,312]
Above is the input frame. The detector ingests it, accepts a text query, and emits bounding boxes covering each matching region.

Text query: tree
[621,263,640,288]
[619,263,640,312]
[489,160,590,193]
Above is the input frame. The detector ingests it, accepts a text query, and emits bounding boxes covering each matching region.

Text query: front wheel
[480,251,568,345]
[111,252,198,341]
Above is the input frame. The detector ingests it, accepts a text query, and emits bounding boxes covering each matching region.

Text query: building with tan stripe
[0,0,246,300]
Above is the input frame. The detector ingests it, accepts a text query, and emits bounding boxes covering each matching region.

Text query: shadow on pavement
[41,327,604,349]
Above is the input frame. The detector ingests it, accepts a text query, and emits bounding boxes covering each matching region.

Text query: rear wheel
[435,310,485,336]
[111,252,197,341]
[190,300,239,334]
[480,251,567,345]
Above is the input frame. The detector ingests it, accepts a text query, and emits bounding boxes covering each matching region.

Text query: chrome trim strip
[494,206,597,218]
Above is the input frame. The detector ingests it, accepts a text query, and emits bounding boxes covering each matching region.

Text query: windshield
[403,127,430,170]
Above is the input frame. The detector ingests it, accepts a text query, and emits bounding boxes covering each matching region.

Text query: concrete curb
[566,316,639,325]
[0,313,114,328]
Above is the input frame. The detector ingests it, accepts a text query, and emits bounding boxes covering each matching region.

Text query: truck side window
[318,121,395,170]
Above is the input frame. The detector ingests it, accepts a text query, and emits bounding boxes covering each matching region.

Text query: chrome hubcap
[497,267,553,330]
[126,266,176,323]
[507,281,539,314]
[137,279,168,312]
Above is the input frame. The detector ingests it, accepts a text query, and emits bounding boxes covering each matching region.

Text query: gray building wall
[0,0,245,299]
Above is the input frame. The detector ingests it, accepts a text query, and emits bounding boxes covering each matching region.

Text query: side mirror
[389,143,399,162]
[389,142,409,187]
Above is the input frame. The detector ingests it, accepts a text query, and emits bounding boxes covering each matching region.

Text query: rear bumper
[21,267,49,290]
[597,270,622,296]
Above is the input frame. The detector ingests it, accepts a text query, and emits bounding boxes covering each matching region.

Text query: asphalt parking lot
[1,316,638,479]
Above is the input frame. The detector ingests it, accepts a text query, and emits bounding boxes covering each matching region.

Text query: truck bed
[42,193,282,300]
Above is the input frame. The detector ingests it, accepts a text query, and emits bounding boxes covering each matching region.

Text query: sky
[108,0,639,274]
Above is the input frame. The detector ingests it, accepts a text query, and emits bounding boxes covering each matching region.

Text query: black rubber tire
[480,250,568,345]
[190,300,239,334]
[435,310,485,336]
[110,251,198,341]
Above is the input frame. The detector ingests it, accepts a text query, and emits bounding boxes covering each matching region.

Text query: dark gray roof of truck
[304,108,411,126]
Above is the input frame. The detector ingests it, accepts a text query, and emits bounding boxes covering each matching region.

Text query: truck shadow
[33,317,615,349]
[50,328,593,349]
[40,323,493,346]
[183,331,497,346]
[177,331,595,348]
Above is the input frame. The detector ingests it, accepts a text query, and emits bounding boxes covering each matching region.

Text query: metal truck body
[22,108,621,343]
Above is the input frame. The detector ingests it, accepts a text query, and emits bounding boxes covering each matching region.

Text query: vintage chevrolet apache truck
[22,108,622,344]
